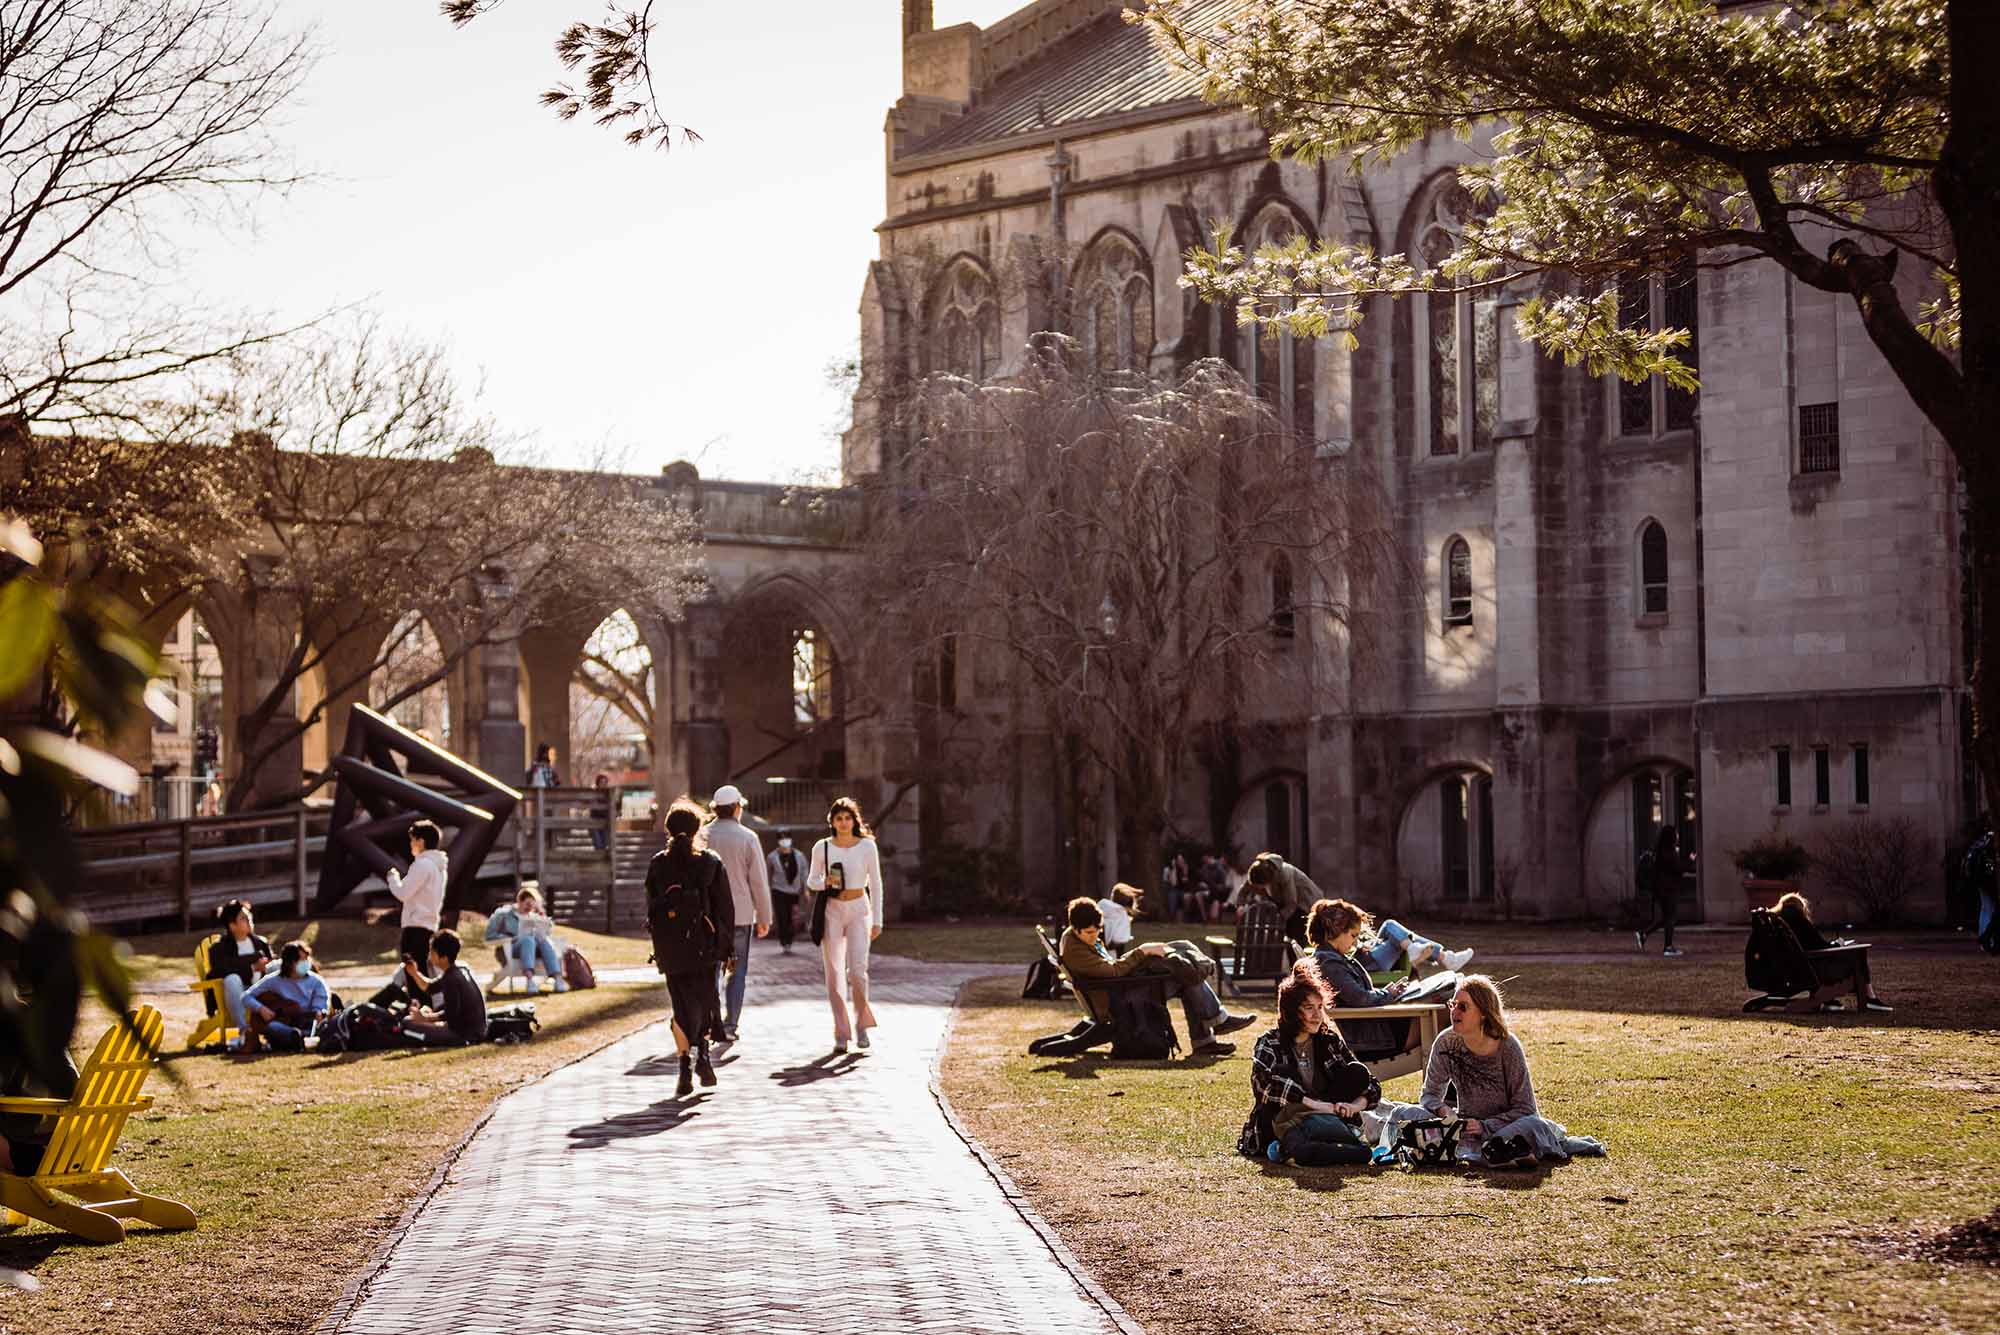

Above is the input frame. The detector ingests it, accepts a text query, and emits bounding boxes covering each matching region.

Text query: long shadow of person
[567,1093,709,1149]
[768,1053,865,1088]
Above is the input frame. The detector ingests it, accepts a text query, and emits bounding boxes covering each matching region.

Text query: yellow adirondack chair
[0,1005,197,1243]
[185,933,235,1050]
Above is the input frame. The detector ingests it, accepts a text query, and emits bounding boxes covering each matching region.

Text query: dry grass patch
[0,972,671,1335]
[940,940,2000,1335]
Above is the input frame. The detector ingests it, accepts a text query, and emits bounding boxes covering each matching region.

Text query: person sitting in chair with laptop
[1303,897,1430,1060]
[1058,897,1256,1057]
[1777,892,1892,1012]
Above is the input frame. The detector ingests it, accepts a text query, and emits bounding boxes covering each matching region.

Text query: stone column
[517,624,591,779]
[680,601,730,800]
[464,572,527,785]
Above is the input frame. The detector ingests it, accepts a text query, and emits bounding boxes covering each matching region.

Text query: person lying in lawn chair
[1777,892,1892,1013]
[1241,965,1382,1165]
[1304,898,1420,1058]
[242,942,332,1053]
[1057,897,1256,1057]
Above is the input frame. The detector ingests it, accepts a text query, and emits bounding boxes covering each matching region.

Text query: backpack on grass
[317,1002,405,1054]
[1108,990,1177,1060]
[486,1003,540,1043]
[1021,956,1067,1000]
[562,946,597,991]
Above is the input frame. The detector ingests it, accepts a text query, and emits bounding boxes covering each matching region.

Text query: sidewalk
[320,945,1130,1335]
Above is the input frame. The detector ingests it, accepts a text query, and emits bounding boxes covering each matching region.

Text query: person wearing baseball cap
[705,783,772,1042]
[767,834,807,955]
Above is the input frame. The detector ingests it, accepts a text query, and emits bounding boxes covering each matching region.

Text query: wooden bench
[1743,908,1873,1012]
[1205,900,1290,997]
[1328,999,1446,1083]
[0,1005,197,1243]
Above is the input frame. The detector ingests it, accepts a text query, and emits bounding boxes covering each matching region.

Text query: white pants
[821,894,877,1041]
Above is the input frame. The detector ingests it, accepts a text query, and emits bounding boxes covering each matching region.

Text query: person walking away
[704,784,772,1043]
[387,820,448,978]
[767,835,807,954]
[1635,825,1685,957]
[807,796,885,1053]
[646,799,735,1095]
[399,930,488,1046]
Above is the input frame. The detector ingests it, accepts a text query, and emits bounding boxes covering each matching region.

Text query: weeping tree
[862,341,1397,894]
[1140,0,2000,814]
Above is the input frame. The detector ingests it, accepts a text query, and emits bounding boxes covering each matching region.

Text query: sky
[163,1,1030,485]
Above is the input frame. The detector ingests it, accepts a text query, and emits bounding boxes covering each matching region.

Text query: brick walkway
[323,946,1129,1335]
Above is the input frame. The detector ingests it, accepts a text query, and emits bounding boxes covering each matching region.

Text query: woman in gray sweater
[1420,975,1605,1168]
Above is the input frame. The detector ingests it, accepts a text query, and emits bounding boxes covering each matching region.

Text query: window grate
[1799,401,1840,474]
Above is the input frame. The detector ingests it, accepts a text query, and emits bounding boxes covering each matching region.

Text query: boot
[695,1043,717,1087]
[675,1054,694,1098]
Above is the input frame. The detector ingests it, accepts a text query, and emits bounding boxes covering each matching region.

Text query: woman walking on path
[808,796,885,1054]
[645,799,736,1097]
[1635,825,1685,957]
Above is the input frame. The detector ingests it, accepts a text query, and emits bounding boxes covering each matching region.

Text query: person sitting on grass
[1776,891,1893,1013]
[1057,896,1255,1058]
[206,899,272,1051]
[486,887,569,995]
[1304,898,1420,1058]
[1096,883,1141,957]
[242,942,332,1053]
[399,930,489,1047]
[1420,975,1605,1169]
[1242,965,1380,1165]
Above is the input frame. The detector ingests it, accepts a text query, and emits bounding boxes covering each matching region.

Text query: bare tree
[860,341,1398,893]
[0,0,315,430]
[571,608,653,775]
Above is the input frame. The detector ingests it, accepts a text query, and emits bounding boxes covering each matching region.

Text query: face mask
[290,961,311,979]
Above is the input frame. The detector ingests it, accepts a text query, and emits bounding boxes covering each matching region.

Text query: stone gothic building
[844,0,1966,922]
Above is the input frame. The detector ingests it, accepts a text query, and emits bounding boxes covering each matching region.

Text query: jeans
[719,924,754,1035]
[221,974,249,1032]
[1281,1113,1371,1166]
[1643,890,1678,950]
[820,894,877,1042]
[1134,940,1224,1044]
[513,935,562,977]
[1359,919,1441,972]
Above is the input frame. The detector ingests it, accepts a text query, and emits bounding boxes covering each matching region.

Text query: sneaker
[856,1030,871,1050]
[833,1038,848,1055]
[553,979,570,993]
[694,1047,717,1087]
[1442,948,1475,972]
[675,1057,694,1099]
[780,944,793,955]
[524,977,541,996]
[1265,1140,1284,1164]
[1190,1039,1236,1058]
[1862,997,1894,1013]
[1213,1011,1258,1036]
[1818,999,1845,1012]
[1661,947,1685,958]
[1634,930,1648,951]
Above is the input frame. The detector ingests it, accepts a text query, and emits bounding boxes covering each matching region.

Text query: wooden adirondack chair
[1743,909,1873,1013]
[1205,900,1290,996]
[0,1005,197,1243]
[1030,925,1174,1054]
[1328,1000,1446,1083]
[185,934,236,1050]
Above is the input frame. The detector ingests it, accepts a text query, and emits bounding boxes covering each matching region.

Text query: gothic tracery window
[1238,207,1315,434]
[1415,182,1499,457]
[1076,233,1153,374]
[926,260,1001,379]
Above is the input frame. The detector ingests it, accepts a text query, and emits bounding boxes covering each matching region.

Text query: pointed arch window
[1077,234,1153,373]
[926,261,1000,379]
[1615,260,1699,437]
[1443,535,1473,630]
[1415,183,1499,457]
[1269,555,1296,640]
[1236,207,1316,436]
[1638,519,1669,620]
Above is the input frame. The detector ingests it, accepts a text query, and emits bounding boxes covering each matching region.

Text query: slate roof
[905,0,1239,159]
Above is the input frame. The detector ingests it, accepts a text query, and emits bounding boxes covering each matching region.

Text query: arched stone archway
[1580,756,1701,921]
[1393,761,1495,911]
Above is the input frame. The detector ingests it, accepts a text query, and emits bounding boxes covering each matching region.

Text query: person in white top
[1095,883,1141,956]
[704,784,773,1043]
[387,819,448,966]
[806,795,885,1054]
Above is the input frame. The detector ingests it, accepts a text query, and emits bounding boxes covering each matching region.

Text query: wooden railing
[73,808,332,930]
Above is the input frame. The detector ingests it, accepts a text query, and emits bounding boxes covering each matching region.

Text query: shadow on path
[768,1054,866,1087]
[567,1093,710,1148]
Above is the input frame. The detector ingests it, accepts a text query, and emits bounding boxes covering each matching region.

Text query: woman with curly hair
[1240,964,1380,1165]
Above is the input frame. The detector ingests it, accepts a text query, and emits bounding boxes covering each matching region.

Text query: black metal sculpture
[313,703,521,915]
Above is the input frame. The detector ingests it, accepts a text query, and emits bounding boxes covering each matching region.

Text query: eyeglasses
[1449,1000,1473,1013]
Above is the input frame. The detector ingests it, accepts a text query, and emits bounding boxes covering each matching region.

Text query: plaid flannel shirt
[1240,1027,1382,1155]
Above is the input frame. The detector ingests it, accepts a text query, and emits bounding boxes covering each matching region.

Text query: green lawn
[939,939,2000,1335]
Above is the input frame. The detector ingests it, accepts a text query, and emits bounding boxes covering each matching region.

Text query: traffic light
[194,726,219,776]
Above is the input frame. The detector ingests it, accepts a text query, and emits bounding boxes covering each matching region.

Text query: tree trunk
[1947,2,2000,827]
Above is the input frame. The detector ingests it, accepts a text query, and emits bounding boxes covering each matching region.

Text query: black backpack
[486,1003,540,1043]
[1109,989,1178,1059]
[1394,1115,1464,1167]
[1021,956,1068,1000]
[318,1002,405,1054]
[647,852,722,974]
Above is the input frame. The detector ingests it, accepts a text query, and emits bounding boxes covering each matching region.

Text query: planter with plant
[1731,829,1812,912]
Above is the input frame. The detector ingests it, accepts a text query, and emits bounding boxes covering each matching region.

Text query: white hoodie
[387,848,449,930]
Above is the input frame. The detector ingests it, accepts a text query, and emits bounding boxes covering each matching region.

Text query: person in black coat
[206,899,272,1048]
[646,798,736,1096]
[1635,825,1685,957]
[1777,891,1892,1012]
[1303,897,1418,1059]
